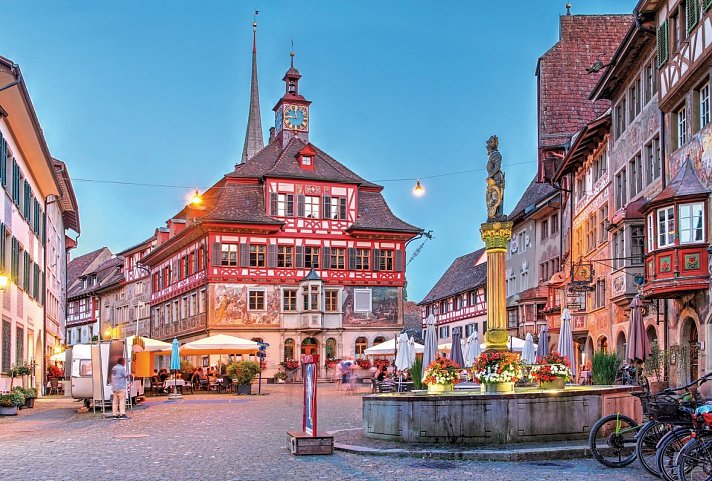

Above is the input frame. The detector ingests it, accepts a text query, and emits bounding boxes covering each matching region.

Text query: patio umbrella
[463,331,481,368]
[408,337,417,366]
[557,308,576,379]
[394,333,413,393]
[450,327,465,368]
[169,338,181,398]
[364,337,424,356]
[521,333,536,364]
[421,313,437,378]
[536,325,549,359]
[626,295,650,364]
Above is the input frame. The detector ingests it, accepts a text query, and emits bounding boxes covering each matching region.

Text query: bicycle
[675,408,712,481]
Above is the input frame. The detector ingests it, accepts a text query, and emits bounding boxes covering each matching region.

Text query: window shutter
[0,223,4,269]
[286,194,294,216]
[11,160,17,203]
[10,237,17,282]
[395,249,403,272]
[211,242,221,267]
[267,244,277,268]
[323,195,331,219]
[657,21,668,68]
[0,133,6,187]
[41,271,45,306]
[270,192,278,216]
[33,264,39,300]
[295,245,305,268]
[348,247,356,270]
[339,198,347,220]
[706,0,712,11]
[372,249,380,271]
[687,0,699,32]
[239,243,250,267]
[321,246,331,269]
[296,194,305,217]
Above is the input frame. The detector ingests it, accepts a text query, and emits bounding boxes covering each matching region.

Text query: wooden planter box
[287,431,334,455]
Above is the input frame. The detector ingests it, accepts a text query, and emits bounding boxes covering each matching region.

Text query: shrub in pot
[591,351,621,385]
[273,371,288,383]
[15,387,37,408]
[0,391,25,416]
[644,342,669,393]
[227,361,260,394]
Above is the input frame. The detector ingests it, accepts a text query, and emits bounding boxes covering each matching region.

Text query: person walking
[110,357,129,419]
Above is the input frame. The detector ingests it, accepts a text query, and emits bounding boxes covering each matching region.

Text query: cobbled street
[0,384,656,481]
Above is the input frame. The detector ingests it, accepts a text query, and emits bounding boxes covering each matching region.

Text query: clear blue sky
[0,0,636,302]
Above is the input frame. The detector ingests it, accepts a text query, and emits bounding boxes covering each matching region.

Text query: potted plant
[530,352,572,390]
[410,357,423,390]
[356,358,371,370]
[0,391,25,416]
[13,387,37,408]
[472,351,522,393]
[273,371,288,383]
[228,360,261,394]
[591,350,621,385]
[422,357,461,393]
[47,364,63,380]
[643,342,669,393]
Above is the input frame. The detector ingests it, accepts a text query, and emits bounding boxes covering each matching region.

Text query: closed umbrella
[169,338,181,399]
[408,337,417,366]
[421,314,437,378]
[450,327,465,368]
[464,331,481,367]
[395,333,413,393]
[626,295,650,364]
[557,308,576,379]
[536,325,549,359]
[521,333,536,364]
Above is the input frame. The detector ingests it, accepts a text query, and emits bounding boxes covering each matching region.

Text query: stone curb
[327,429,591,461]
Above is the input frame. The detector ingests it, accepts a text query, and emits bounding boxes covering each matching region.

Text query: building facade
[140,40,420,375]
[65,248,113,345]
[418,249,488,346]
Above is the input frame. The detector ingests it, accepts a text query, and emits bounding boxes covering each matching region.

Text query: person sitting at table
[376,366,387,383]
[159,369,169,382]
[197,368,209,389]
[579,360,593,385]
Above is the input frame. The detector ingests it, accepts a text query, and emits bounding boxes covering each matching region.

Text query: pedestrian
[335,362,343,390]
[110,357,129,419]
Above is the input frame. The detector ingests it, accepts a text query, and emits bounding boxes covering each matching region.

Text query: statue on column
[485,135,506,221]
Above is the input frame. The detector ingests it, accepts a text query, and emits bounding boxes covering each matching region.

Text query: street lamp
[190,190,202,206]
[0,273,9,291]
[412,180,425,197]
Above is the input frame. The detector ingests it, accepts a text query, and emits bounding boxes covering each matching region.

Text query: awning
[364,338,424,356]
[126,335,172,352]
[175,334,260,356]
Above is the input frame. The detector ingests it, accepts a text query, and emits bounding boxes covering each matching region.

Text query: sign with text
[302,355,317,436]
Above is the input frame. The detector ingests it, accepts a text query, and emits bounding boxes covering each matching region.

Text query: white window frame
[353,288,372,313]
[678,106,687,147]
[678,202,705,244]
[647,213,655,252]
[657,206,676,248]
[701,83,711,129]
[304,195,319,218]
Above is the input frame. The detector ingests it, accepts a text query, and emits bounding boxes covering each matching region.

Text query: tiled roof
[418,248,487,305]
[348,191,420,234]
[509,176,558,221]
[644,160,711,210]
[537,14,633,150]
[186,182,283,226]
[227,137,380,188]
[68,255,124,299]
[66,247,112,290]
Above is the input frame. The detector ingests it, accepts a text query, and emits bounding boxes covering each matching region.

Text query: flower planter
[483,382,514,393]
[0,405,18,416]
[538,378,566,390]
[24,397,35,409]
[236,384,252,395]
[426,383,453,394]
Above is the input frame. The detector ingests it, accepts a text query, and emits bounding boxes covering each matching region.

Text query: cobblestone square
[0,384,655,481]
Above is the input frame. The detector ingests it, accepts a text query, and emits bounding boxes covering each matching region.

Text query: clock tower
[273,51,311,147]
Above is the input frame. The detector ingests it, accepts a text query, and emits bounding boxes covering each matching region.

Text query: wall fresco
[211,284,281,326]
[342,286,400,326]
[669,123,712,189]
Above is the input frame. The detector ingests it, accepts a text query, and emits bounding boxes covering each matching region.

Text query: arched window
[616,332,626,359]
[325,338,337,360]
[646,325,658,347]
[598,336,608,353]
[284,338,295,360]
[373,336,385,346]
[355,337,368,358]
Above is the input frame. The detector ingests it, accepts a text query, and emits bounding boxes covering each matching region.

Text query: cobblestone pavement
[0,384,656,481]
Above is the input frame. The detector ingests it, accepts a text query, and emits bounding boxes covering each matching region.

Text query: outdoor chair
[218,376,233,393]
[48,378,60,395]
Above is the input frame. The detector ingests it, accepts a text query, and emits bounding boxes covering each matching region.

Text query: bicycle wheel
[636,420,668,477]
[656,427,694,481]
[589,413,639,468]
[677,435,712,481]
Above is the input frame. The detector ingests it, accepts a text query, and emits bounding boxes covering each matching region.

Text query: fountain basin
[363,385,640,445]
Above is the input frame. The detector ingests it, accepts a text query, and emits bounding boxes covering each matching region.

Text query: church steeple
[273,50,311,148]
[240,16,264,164]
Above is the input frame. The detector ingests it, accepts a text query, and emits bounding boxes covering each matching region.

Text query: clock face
[275,107,283,132]
[284,104,308,131]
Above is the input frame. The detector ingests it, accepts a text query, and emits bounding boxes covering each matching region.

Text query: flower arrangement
[47,365,64,379]
[0,391,25,407]
[373,359,390,370]
[530,351,572,383]
[273,371,288,382]
[280,359,300,370]
[423,357,462,386]
[325,359,341,369]
[472,351,522,384]
[356,358,371,369]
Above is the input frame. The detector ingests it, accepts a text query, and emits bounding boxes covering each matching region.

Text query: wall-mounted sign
[572,263,594,284]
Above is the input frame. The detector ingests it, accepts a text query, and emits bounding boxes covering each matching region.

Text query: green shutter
[0,133,6,188]
[0,223,4,272]
[657,21,669,68]
[705,0,712,11]
[687,0,699,32]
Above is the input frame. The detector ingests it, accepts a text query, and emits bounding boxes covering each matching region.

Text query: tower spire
[240,12,264,164]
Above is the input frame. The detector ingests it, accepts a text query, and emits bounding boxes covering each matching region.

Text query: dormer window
[301,155,312,166]
[296,144,316,170]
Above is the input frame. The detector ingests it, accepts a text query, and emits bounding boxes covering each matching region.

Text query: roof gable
[418,248,487,305]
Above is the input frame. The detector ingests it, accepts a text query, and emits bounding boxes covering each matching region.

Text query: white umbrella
[408,337,416,366]
[364,337,424,356]
[394,333,413,372]
[463,331,481,368]
[422,314,437,377]
[558,308,576,378]
[477,336,536,353]
[521,333,536,364]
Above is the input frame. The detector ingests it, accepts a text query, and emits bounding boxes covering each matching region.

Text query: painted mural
[212,284,280,326]
[342,286,400,326]
[670,123,712,189]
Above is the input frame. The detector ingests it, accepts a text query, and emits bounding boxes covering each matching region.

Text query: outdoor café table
[164,379,185,394]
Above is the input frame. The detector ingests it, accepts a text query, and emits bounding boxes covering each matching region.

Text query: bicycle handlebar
[661,371,712,395]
